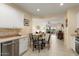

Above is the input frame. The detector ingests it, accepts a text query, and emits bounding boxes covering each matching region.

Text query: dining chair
[32,35,43,52]
[29,33,33,47]
[47,34,51,49]
[32,35,39,51]
[43,33,51,49]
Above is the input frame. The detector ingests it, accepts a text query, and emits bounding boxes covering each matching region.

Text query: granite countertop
[0,35,27,43]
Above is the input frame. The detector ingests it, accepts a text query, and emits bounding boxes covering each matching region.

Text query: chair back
[32,35,39,41]
[29,33,33,41]
[45,34,50,41]
[48,34,51,43]
[32,35,39,46]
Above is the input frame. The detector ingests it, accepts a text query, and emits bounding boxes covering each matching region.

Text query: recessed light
[60,3,64,6]
[37,8,40,12]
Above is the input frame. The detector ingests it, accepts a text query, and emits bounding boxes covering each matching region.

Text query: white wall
[32,18,47,33]
[32,16,64,33]
[76,12,79,28]
[0,4,24,28]
[49,18,64,30]
[64,7,79,50]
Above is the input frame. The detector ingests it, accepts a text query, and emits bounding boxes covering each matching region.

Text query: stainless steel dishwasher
[75,37,79,54]
[1,39,19,56]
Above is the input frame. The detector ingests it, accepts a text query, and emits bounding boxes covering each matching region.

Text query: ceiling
[14,3,79,17]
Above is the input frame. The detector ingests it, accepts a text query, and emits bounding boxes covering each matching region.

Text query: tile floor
[23,34,78,56]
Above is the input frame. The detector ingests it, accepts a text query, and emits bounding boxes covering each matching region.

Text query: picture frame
[24,19,29,26]
[66,19,68,27]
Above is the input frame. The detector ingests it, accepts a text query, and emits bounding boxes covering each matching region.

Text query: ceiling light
[37,8,40,12]
[60,3,64,6]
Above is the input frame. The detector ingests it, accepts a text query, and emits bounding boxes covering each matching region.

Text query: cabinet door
[23,38,28,51]
[19,38,24,55]
[0,4,24,28]
[19,38,28,55]
[71,36,75,51]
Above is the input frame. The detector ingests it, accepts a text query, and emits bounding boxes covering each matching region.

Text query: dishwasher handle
[2,41,15,46]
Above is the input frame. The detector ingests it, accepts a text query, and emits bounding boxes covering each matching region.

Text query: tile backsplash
[0,28,20,37]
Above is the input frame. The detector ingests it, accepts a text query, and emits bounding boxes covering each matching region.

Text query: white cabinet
[19,37,28,55]
[0,4,24,28]
[71,36,75,51]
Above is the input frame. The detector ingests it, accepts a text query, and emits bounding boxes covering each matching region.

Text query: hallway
[23,35,77,56]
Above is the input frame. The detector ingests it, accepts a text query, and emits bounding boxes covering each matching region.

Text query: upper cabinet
[0,4,24,28]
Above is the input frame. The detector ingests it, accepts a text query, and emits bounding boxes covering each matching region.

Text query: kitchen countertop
[71,33,79,37]
[0,35,27,43]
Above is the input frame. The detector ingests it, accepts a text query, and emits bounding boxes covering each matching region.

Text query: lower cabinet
[19,37,28,55]
[70,36,75,52]
[0,37,28,56]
